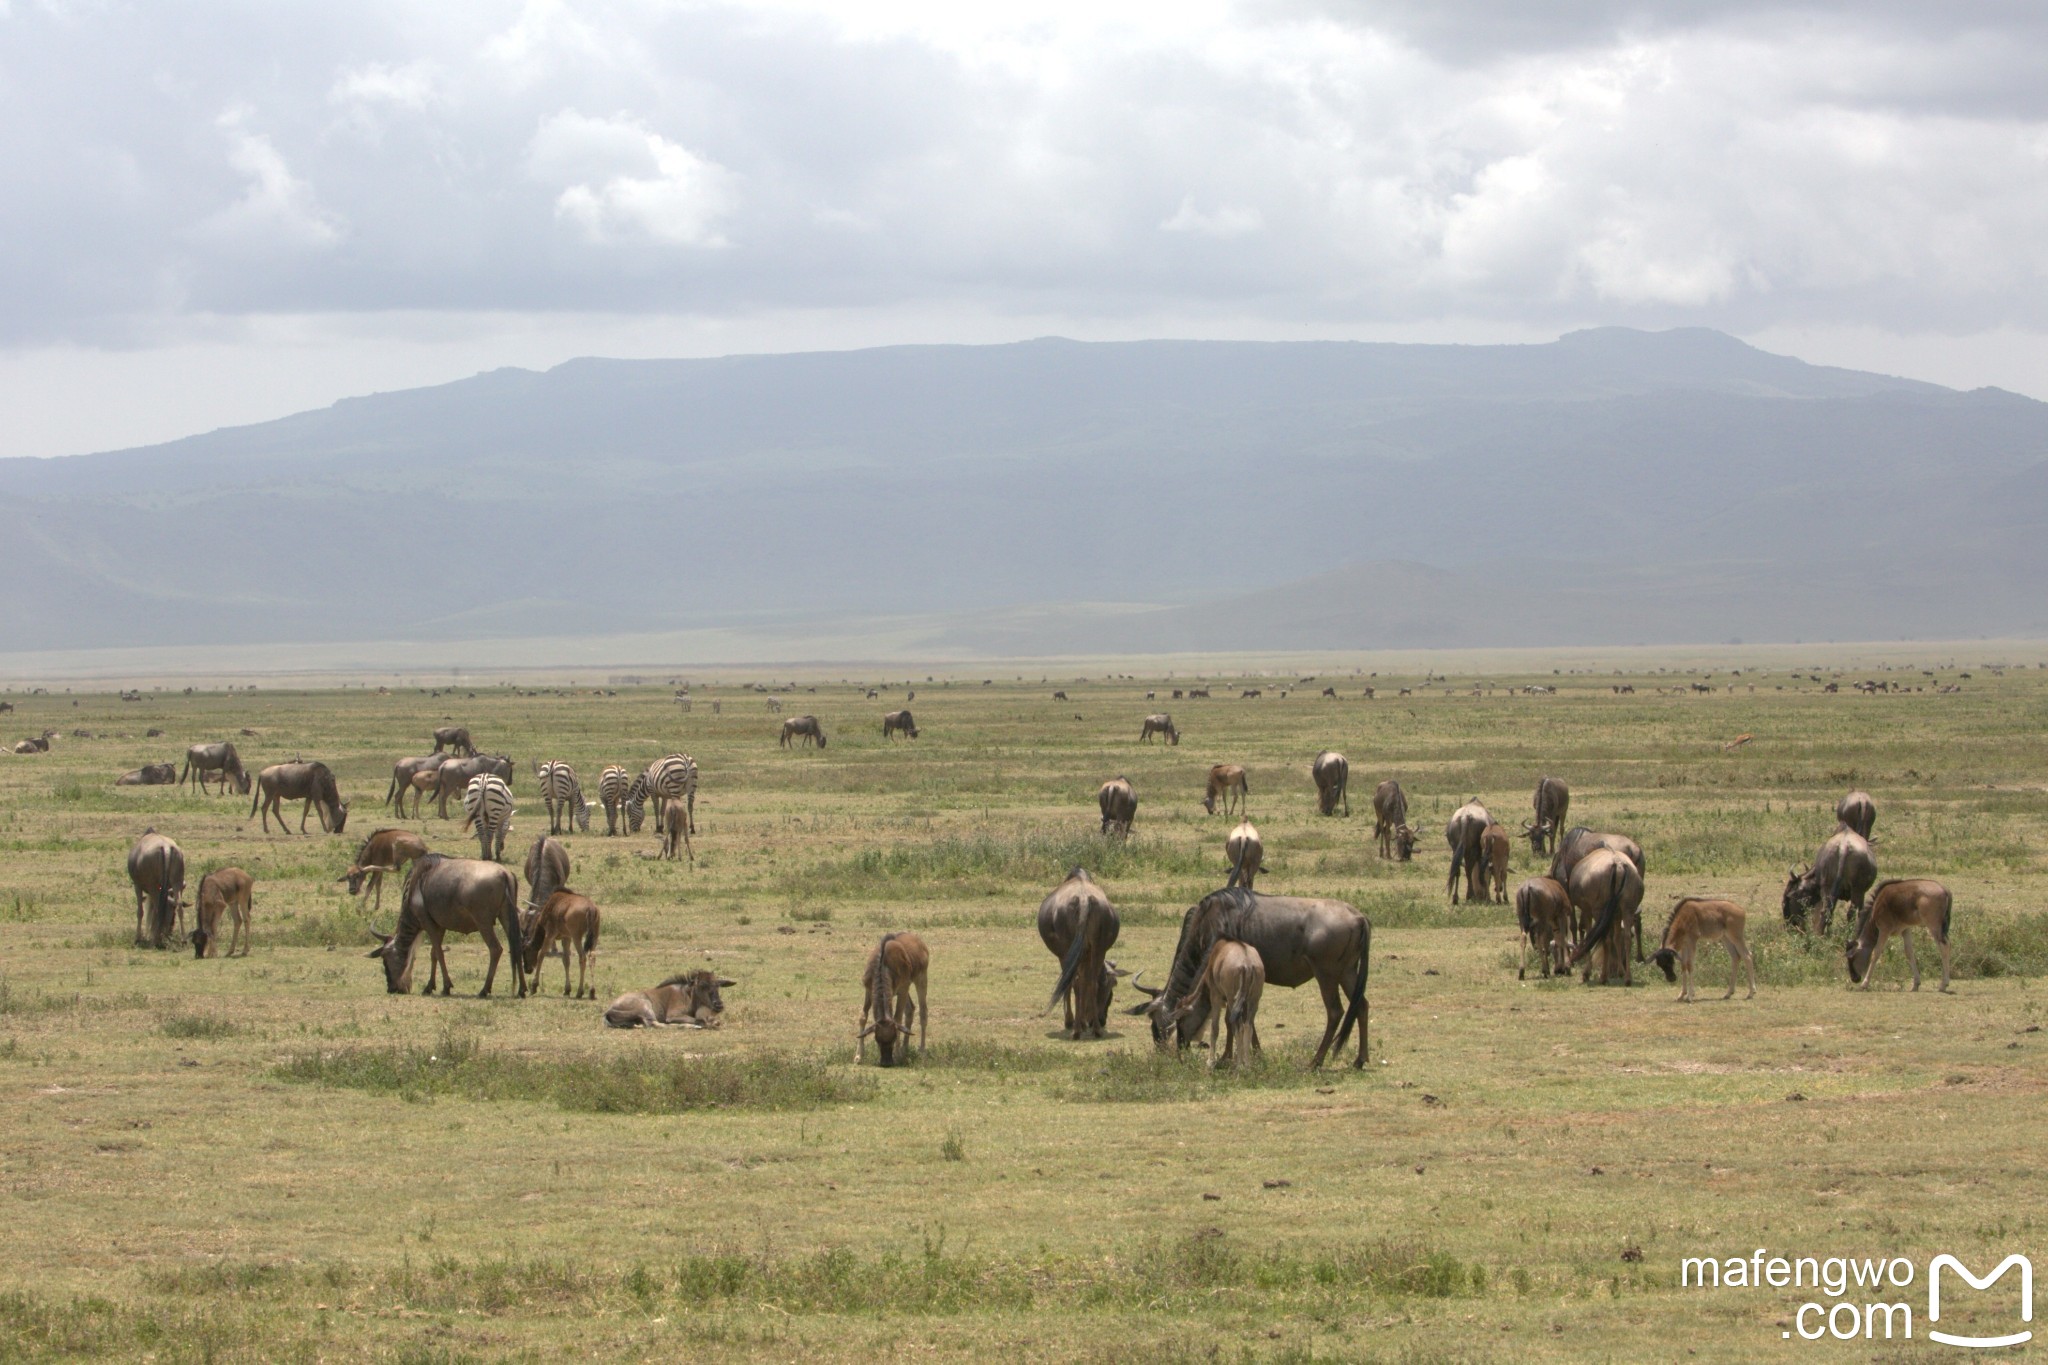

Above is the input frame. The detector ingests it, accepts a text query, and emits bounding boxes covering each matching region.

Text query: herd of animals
[97,705,1963,1075]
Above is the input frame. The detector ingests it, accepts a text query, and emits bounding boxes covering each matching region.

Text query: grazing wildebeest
[1548,827,1647,956]
[1203,763,1248,817]
[116,763,178,786]
[191,867,253,959]
[882,709,919,739]
[366,854,524,997]
[1139,714,1179,745]
[432,726,477,757]
[1782,828,1877,934]
[429,753,514,819]
[1444,799,1492,904]
[1373,780,1409,859]
[250,761,349,834]
[1514,876,1573,979]
[460,774,515,861]
[1481,822,1511,904]
[126,830,185,949]
[1835,790,1876,840]
[522,834,570,912]
[597,765,631,835]
[1524,776,1570,855]
[1566,848,1643,985]
[857,932,930,1067]
[339,828,429,916]
[1129,884,1371,1068]
[1167,939,1264,1070]
[522,890,601,998]
[604,970,735,1027]
[1846,879,1953,992]
[1098,777,1137,839]
[1312,750,1349,817]
[1650,898,1756,1002]
[386,753,444,812]
[779,716,827,748]
[1224,820,1264,888]
[1039,868,1123,1040]
[179,741,250,795]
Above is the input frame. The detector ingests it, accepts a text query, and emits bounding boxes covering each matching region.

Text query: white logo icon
[1929,1254,2033,1349]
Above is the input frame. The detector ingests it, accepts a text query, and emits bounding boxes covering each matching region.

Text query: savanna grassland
[1,654,2044,1363]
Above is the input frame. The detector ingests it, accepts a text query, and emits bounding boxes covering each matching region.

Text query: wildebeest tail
[1569,862,1627,966]
[1331,918,1372,1057]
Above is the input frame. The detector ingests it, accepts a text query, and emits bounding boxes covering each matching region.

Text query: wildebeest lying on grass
[857,931,929,1067]
[192,867,253,959]
[604,970,735,1027]
[1649,897,1755,1002]
[1847,879,1953,992]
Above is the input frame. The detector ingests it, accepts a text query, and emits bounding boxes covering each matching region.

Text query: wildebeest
[1203,763,1248,817]
[522,890,601,998]
[428,753,514,819]
[1139,714,1179,745]
[191,867,253,959]
[1373,779,1409,859]
[1650,898,1755,1002]
[1835,790,1876,840]
[857,931,930,1067]
[1782,828,1877,934]
[1444,799,1492,904]
[1524,776,1570,855]
[432,726,477,757]
[604,969,734,1027]
[1566,848,1643,985]
[1312,750,1349,817]
[339,828,429,916]
[461,774,515,861]
[1038,867,1123,1040]
[1513,876,1573,979]
[1167,939,1264,1070]
[882,709,919,739]
[180,741,250,795]
[1481,822,1511,904]
[1548,827,1647,956]
[385,753,444,814]
[1129,883,1371,1068]
[366,853,524,997]
[1846,878,1953,992]
[250,761,349,835]
[126,829,185,949]
[777,716,825,749]
[1098,777,1137,839]
[1224,820,1264,888]
[116,762,178,786]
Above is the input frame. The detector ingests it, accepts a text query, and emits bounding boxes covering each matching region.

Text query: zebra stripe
[598,765,631,836]
[535,760,590,834]
[461,774,516,861]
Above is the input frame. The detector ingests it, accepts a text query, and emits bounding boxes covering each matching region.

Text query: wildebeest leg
[1308,974,1343,1068]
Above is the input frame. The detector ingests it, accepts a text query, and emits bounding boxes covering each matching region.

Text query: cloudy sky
[4,0,2047,458]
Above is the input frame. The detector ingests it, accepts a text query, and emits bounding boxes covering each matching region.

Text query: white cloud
[528,111,734,248]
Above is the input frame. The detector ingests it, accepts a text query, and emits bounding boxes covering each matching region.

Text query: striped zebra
[460,774,516,862]
[627,754,698,838]
[597,765,632,836]
[535,760,590,835]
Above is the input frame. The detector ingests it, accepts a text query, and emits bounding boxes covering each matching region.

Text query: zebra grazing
[535,760,590,835]
[628,754,699,839]
[460,774,516,862]
[598,765,631,836]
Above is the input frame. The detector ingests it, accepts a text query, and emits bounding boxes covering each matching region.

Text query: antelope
[1224,820,1263,889]
[339,828,429,916]
[127,830,185,949]
[1846,879,1953,992]
[192,867,253,959]
[1167,938,1264,1070]
[1139,714,1179,745]
[857,932,930,1067]
[1513,876,1573,979]
[1311,750,1349,817]
[1481,822,1511,904]
[603,969,735,1027]
[1373,780,1408,859]
[1097,777,1137,839]
[1203,764,1248,817]
[522,890,601,998]
[1650,898,1756,1002]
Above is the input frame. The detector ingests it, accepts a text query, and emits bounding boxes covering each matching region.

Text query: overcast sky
[5,0,2048,458]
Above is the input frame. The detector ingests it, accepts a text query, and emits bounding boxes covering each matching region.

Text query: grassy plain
[0,654,2044,1362]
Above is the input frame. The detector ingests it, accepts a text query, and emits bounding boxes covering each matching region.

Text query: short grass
[0,650,2044,1361]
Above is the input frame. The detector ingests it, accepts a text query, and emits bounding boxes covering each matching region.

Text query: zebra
[597,765,632,836]
[535,760,590,835]
[627,754,698,839]
[460,774,516,862]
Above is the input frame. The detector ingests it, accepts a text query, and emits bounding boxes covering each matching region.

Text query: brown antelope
[339,828,429,916]
[604,970,735,1027]
[192,867,253,959]
[1311,750,1349,817]
[1513,876,1573,979]
[1373,780,1407,858]
[1650,898,1756,1002]
[857,931,929,1067]
[1224,820,1263,888]
[1167,938,1264,1070]
[126,830,185,949]
[1097,777,1137,838]
[1203,764,1248,817]
[1139,714,1179,745]
[1846,879,1953,992]
[1481,822,1511,904]
[522,890,601,998]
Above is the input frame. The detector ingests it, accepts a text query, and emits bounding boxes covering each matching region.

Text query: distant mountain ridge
[3,328,2044,654]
